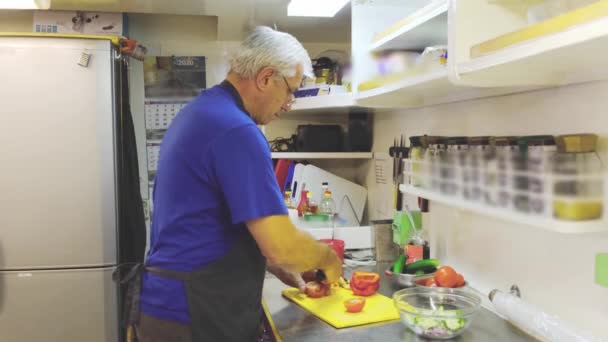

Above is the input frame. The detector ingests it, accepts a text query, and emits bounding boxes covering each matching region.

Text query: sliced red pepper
[344,297,366,313]
[351,271,380,285]
[350,271,380,297]
[351,285,378,296]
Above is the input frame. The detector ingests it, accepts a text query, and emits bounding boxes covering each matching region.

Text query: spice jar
[514,135,556,215]
[487,136,518,208]
[408,136,425,187]
[421,136,446,190]
[444,137,468,196]
[553,134,603,220]
[466,137,491,201]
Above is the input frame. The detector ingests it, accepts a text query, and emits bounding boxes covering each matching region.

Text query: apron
[115,230,267,342]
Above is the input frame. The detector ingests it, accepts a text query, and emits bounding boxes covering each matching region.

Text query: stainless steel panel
[0,267,118,342]
[0,37,117,269]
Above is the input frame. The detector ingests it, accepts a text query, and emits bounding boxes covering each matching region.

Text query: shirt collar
[219,79,250,116]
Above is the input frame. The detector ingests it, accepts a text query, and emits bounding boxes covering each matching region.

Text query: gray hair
[230,26,313,80]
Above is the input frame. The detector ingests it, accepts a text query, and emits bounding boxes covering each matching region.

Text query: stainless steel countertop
[262,263,536,342]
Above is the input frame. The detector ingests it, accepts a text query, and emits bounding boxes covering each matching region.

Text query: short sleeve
[210,125,288,224]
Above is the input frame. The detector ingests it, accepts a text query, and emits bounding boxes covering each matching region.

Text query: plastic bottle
[283,189,293,208]
[319,190,336,216]
[306,191,319,214]
[321,182,329,193]
[319,182,329,207]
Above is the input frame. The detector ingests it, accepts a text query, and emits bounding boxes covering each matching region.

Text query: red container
[319,239,345,263]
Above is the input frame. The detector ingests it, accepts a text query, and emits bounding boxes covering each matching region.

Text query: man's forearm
[276,229,333,273]
[248,215,335,273]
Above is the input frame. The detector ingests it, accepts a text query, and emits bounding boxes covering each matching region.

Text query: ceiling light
[288,0,350,17]
[0,0,51,9]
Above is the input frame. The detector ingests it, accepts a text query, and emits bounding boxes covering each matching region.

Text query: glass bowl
[393,287,481,339]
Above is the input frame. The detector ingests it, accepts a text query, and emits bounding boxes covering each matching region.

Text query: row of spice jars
[404,134,604,221]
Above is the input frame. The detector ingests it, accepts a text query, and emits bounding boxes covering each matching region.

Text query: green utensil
[393,254,406,274]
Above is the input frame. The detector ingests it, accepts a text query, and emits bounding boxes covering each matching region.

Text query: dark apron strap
[112,263,144,327]
[146,266,192,281]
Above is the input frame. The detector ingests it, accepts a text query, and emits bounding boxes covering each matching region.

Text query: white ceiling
[47,0,351,42]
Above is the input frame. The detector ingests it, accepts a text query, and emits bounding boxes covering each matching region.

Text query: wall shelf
[288,93,359,115]
[370,0,448,52]
[453,0,608,87]
[400,184,608,234]
[356,69,527,108]
[271,152,373,160]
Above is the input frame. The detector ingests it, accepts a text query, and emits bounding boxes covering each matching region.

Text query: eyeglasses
[280,75,297,107]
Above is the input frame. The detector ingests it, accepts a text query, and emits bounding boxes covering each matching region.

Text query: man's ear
[255,66,276,91]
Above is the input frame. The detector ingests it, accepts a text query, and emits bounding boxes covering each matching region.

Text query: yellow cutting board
[282,287,400,329]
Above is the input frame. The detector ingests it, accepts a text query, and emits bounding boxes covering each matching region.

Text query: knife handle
[315,270,327,283]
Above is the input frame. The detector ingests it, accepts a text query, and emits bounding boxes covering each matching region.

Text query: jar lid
[421,135,445,146]
[446,136,468,145]
[490,136,518,146]
[556,134,597,153]
[437,137,448,145]
[517,135,556,151]
[468,136,490,146]
[515,135,555,153]
[409,136,423,147]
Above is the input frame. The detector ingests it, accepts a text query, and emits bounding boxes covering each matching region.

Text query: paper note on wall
[33,10,123,35]
[369,152,394,221]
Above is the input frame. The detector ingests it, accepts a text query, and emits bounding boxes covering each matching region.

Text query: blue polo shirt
[140,82,287,324]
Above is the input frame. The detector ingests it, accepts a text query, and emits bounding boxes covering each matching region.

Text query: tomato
[455,273,465,287]
[344,297,366,313]
[425,277,437,287]
[305,281,330,298]
[350,271,380,297]
[434,266,458,288]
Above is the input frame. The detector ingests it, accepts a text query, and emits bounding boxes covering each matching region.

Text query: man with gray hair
[130,26,342,341]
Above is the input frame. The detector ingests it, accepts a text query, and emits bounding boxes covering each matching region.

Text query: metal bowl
[386,269,435,288]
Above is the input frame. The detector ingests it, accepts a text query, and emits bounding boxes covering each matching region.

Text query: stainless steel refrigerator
[0,36,121,341]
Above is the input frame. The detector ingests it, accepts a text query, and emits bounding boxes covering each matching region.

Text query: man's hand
[318,246,342,284]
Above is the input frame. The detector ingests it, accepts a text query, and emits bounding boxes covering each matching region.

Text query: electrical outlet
[596,253,608,288]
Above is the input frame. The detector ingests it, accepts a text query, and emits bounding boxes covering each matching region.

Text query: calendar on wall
[144,100,190,130]
[143,56,206,216]
[146,142,161,172]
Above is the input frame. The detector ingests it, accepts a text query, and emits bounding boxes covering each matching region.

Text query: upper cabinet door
[448,0,608,87]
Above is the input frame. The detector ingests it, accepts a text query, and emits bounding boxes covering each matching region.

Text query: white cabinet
[449,0,608,87]
[351,0,608,107]
[351,0,527,108]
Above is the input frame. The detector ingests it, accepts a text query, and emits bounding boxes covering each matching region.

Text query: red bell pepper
[350,271,380,296]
